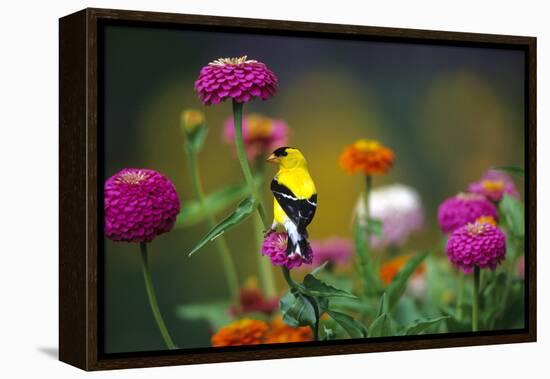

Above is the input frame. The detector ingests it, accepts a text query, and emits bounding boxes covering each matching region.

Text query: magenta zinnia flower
[223,114,289,160]
[194,56,278,105]
[104,168,180,243]
[468,169,519,202]
[261,232,312,269]
[437,193,498,234]
[308,238,353,267]
[446,222,506,273]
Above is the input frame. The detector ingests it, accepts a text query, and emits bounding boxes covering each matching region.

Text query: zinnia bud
[180,109,205,137]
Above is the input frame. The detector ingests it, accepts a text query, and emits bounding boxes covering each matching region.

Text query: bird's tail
[286,228,312,261]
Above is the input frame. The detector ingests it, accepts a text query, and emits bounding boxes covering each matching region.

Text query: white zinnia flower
[355,183,424,250]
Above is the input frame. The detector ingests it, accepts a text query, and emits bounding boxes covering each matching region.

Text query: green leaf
[491,166,524,176]
[377,292,389,316]
[303,274,358,299]
[368,294,396,337]
[403,316,449,335]
[176,301,231,330]
[367,218,383,236]
[310,261,329,276]
[445,315,471,333]
[188,196,256,256]
[368,313,395,337]
[386,250,430,311]
[330,297,377,316]
[353,219,382,295]
[176,178,262,228]
[327,310,367,338]
[499,194,525,239]
[280,290,317,329]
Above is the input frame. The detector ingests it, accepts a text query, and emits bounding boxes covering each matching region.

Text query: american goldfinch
[266,147,317,259]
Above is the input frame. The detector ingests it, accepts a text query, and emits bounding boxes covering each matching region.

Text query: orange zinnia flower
[339,139,395,175]
[211,318,269,347]
[265,316,313,343]
[379,255,425,286]
[475,215,497,226]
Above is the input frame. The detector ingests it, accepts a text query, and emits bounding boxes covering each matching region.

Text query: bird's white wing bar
[273,190,299,201]
[270,179,317,232]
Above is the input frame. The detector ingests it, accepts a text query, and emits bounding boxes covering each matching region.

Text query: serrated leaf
[491,166,524,176]
[327,310,367,338]
[499,194,525,239]
[386,250,430,311]
[404,316,449,335]
[188,196,256,256]
[303,274,357,299]
[280,290,317,329]
[368,313,395,337]
[176,300,231,329]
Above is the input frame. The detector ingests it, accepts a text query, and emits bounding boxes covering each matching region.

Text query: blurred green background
[102,25,525,353]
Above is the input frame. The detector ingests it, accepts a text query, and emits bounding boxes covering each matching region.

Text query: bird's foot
[264,228,275,238]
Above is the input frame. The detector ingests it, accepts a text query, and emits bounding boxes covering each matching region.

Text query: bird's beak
[266,154,280,164]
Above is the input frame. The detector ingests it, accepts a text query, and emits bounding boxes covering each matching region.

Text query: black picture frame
[59,7,536,371]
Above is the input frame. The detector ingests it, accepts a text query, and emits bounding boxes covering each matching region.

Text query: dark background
[102,24,525,353]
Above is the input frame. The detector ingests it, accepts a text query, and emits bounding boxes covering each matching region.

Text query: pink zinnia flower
[446,222,506,273]
[468,169,520,202]
[104,168,180,243]
[308,238,353,267]
[223,114,289,160]
[194,56,278,105]
[261,232,312,269]
[437,193,498,234]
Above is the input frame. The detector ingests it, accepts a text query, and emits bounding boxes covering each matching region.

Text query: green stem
[456,271,465,321]
[232,100,269,227]
[356,175,373,297]
[472,266,480,332]
[254,213,277,297]
[282,266,300,288]
[364,175,372,228]
[282,267,319,340]
[186,146,239,300]
[232,100,277,297]
[139,243,177,350]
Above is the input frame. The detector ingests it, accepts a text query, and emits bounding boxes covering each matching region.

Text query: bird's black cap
[272,146,294,157]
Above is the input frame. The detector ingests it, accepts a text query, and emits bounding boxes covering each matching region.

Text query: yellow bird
[266,147,317,259]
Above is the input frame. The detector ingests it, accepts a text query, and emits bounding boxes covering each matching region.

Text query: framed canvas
[59,8,536,371]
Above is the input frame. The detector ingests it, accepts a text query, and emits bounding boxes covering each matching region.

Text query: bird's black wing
[271,179,317,232]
